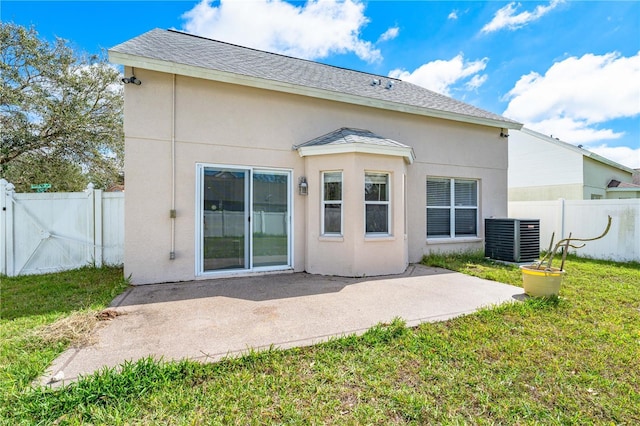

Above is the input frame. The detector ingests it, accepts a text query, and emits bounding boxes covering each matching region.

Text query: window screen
[427,178,478,238]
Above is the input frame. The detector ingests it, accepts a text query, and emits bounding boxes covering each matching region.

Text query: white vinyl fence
[509,198,640,262]
[203,211,287,237]
[0,179,124,276]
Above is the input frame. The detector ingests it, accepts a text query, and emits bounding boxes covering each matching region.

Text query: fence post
[94,187,103,267]
[1,180,16,276]
[85,183,96,267]
[558,198,566,240]
[0,179,7,276]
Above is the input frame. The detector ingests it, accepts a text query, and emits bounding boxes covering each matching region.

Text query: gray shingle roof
[295,128,410,149]
[110,29,521,129]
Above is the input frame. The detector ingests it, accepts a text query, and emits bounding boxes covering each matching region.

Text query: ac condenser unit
[484,218,540,262]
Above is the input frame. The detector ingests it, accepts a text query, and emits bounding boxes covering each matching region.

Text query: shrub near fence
[508,198,640,262]
[0,179,124,276]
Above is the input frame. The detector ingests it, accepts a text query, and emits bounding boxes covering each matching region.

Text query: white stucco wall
[509,129,637,201]
[123,68,509,284]
[508,129,584,201]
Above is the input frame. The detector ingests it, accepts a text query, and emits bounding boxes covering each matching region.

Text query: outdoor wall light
[500,129,509,138]
[298,177,308,195]
[121,75,142,85]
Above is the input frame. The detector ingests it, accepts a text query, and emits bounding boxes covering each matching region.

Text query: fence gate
[0,180,123,276]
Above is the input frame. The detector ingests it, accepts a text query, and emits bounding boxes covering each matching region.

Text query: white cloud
[378,26,399,43]
[525,117,624,143]
[181,0,381,62]
[503,51,640,144]
[448,10,458,20]
[481,0,563,34]
[465,74,488,91]
[589,145,640,169]
[388,54,488,96]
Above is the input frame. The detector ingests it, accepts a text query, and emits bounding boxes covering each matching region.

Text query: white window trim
[364,171,391,236]
[426,177,479,240]
[321,171,343,236]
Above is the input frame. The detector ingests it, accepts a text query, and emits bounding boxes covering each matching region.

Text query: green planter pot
[520,265,565,297]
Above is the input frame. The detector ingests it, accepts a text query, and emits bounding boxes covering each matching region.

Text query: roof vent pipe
[371,79,381,86]
[385,81,394,89]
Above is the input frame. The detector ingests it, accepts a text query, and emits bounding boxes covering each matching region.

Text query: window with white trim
[322,171,342,235]
[426,177,478,238]
[365,172,390,234]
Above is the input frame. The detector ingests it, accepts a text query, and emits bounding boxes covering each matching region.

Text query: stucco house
[509,127,640,201]
[109,29,521,285]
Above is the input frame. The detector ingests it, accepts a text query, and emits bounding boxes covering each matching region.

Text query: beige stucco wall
[123,67,509,284]
[303,152,408,277]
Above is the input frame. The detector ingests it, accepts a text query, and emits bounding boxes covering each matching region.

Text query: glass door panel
[202,168,248,271]
[252,171,289,268]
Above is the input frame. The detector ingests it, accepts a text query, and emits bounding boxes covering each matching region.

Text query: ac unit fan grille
[485,218,540,262]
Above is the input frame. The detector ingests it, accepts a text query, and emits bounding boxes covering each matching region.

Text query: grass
[2,254,639,424]
[0,267,129,402]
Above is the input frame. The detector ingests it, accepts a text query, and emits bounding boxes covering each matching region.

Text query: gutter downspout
[170,74,176,260]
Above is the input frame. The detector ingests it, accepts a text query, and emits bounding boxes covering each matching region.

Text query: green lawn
[2,255,639,424]
[0,267,129,403]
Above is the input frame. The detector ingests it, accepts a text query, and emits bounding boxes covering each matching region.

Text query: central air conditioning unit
[484,218,540,262]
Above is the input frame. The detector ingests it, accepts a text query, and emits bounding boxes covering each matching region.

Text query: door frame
[195,163,293,277]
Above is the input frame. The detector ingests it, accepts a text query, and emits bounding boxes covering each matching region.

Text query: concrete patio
[40,264,523,387]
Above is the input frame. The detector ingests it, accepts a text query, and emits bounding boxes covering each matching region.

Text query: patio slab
[40,264,523,386]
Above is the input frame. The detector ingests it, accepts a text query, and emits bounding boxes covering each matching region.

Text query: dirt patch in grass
[32,309,124,348]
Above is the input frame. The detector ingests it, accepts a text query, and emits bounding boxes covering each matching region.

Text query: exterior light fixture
[298,177,308,195]
[121,76,142,85]
[500,129,509,138]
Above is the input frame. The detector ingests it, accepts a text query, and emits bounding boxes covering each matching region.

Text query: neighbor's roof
[109,29,521,130]
[295,128,415,164]
[607,179,640,191]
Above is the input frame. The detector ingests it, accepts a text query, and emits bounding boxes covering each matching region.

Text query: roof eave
[109,51,521,130]
[520,128,635,174]
[297,144,416,164]
[583,152,636,174]
[606,187,640,192]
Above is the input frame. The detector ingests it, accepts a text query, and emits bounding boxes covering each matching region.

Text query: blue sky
[3,0,639,168]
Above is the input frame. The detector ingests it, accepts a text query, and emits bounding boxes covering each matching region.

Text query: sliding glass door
[198,165,291,274]
[202,168,249,271]
[252,171,290,267]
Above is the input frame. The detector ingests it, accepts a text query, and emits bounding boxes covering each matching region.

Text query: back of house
[109,29,521,284]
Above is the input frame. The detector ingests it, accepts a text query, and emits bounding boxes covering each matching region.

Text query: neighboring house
[109,29,521,285]
[509,128,640,201]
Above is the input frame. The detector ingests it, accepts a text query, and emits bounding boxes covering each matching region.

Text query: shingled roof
[109,29,521,130]
[295,128,411,149]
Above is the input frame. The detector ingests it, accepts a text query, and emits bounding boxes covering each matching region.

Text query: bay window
[322,171,342,235]
[365,172,390,234]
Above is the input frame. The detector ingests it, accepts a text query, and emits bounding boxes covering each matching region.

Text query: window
[426,177,478,238]
[365,172,390,234]
[322,172,342,234]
